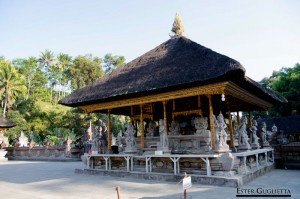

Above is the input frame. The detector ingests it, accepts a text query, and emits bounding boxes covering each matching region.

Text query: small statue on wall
[249,120,260,149]
[237,116,251,151]
[124,123,137,153]
[169,120,180,136]
[146,121,156,137]
[214,113,230,152]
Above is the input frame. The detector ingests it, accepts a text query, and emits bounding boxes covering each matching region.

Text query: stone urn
[0,149,8,162]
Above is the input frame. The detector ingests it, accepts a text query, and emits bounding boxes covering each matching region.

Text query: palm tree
[0,60,26,117]
[38,49,54,69]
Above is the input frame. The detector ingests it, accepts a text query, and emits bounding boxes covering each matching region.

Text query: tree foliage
[261,63,300,116]
[0,52,127,146]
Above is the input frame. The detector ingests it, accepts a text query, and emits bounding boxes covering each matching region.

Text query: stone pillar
[107,109,111,151]
[140,104,144,149]
[163,101,168,135]
[207,95,215,149]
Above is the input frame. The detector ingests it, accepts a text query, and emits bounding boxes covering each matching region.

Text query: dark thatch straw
[59,36,286,107]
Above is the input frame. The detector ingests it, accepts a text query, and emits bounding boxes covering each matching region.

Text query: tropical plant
[0,60,27,117]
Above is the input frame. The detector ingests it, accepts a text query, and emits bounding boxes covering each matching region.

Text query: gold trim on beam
[79,82,227,113]
[79,81,272,113]
[225,82,272,110]
[172,109,201,118]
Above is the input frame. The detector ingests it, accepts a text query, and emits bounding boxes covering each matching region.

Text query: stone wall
[5,146,82,161]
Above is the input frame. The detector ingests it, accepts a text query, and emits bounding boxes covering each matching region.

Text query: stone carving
[194,117,211,151]
[213,152,235,177]
[0,130,9,148]
[169,120,180,135]
[146,121,156,137]
[124,123,137,153]
[237,116,251,150]
[157,119,169,151]
[260,122,270,147]
[249,120,260,149]
[19,131,28,147]
[214,113,230,152]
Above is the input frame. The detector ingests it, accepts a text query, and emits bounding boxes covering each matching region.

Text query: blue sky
[0,0,299,81]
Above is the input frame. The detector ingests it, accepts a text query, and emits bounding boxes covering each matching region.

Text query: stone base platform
[75,163,274,187]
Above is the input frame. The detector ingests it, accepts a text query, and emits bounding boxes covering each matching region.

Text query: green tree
[68,55,104,90]
[261,63,300,116]
[103,53,125,74]
[0,60,27,117]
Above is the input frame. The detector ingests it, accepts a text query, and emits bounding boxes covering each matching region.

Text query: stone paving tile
[0,161,299,199]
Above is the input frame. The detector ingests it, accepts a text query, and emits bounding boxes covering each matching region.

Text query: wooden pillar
[207,95,215,149]
[163,101,168,134]
[248,112,252,128]
[140,104,144,149]
[107,109,111,151]
[237,111,241,125]
[198,95,202,115]
[227,105,235,148]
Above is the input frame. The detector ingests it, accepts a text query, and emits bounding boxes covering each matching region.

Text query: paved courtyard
[0,161,299,199]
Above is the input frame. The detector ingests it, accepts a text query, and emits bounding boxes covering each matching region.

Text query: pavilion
[59,36,286,151]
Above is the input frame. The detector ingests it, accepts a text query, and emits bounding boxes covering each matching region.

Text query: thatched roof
[59,36,286,107]
[258,115,300,134]
[0,117,16,128]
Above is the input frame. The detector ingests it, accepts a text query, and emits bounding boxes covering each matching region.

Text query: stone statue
[29,140,36,149]
[98,119,107,154]
[116,130,123,152]
[157,119,169,151]
[0,130,9,148]
[91,127,99,154]
[215,113,230,152]
[272,124,277,133]
[146,121,156,137]
[87,121,93,141]
[249,120,260,149]
[237,116,251,150]
[260,122,270,147]
[194,117,211,151]
[18,131,28,147]
[124,123,137,153]
[66,136,73,155]
[169,120,180,135]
